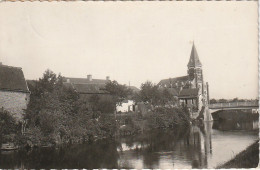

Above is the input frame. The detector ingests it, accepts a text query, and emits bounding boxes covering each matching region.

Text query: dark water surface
[0,121,258,169]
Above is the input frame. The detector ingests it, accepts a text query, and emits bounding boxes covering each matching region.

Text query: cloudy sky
[0,1,258,99]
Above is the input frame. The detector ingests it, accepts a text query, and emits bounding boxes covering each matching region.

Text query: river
[0,120,258,169]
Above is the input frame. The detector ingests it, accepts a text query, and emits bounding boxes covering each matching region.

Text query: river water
[0,120,258,169]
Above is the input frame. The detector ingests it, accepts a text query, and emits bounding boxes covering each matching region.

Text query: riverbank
[216,140,259,168]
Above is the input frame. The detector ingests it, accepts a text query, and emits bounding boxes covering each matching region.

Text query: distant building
[0,63,30,121]
[116,100,135,113]
[62,74,111,100]
[158,43,209,111]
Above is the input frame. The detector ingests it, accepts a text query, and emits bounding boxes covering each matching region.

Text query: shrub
[0,110,20,145]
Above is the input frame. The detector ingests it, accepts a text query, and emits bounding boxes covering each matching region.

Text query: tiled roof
[187,43,202,68]
[179,88,199,98]
[0,64,29,93]
[158,75,189,88]
[63,77,108,84]
[63,76,110,94]
[64,82,109,94]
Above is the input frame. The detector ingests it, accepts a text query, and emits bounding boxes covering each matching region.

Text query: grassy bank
[216,140,259,169]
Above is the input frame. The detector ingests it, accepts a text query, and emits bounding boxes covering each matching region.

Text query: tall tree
[139,81,160,106]
[105,80,133,109]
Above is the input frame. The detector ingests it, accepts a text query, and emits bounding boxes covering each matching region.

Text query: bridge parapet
[209,101,259,109]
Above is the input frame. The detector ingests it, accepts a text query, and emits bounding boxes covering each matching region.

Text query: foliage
[105,80,133,108]
[135,81,177,107]
[210,98,217,104]
[88,95,115,114]
[210,98,257,104]
[0,110,20,145]
[144,107,190,129]
[138,81,160,105]
[97,114,117,138]
[23,69,117,147]
[117,107,190,136]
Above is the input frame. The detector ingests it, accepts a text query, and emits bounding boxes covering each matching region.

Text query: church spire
[187,43,202,68]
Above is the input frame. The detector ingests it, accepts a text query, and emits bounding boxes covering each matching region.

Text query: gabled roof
[179,88,199,98]
[158,75,189,88]
[187,43,202,68]
[0,64,29,93]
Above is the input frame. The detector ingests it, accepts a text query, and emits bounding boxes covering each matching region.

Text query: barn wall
[0,90,30,121]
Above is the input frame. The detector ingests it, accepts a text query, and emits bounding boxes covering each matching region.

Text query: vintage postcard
[0,1,258,169]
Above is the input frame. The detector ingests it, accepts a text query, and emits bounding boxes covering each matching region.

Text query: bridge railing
[209,101,259,109]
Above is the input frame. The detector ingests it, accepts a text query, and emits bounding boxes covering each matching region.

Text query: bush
[0,110,20,145]
[145,107,190,129]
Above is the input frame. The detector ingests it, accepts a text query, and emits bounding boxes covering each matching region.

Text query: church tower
[187,43,205,111]
[187,43,203,91]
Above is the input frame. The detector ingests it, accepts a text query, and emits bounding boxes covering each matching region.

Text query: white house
[116,100,135,113]
[0,63,30,121]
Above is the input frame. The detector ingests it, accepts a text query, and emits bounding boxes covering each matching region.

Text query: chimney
[106,76,110,81]
[87,74,92,81]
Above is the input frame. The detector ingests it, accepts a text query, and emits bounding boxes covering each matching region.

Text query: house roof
[178,88,199,98]
[63,77,109,84]
[158,75,189,88]
[63,76,110,94]
[0,64,29,93]
[187,43,202,68]
[63,82,109,94]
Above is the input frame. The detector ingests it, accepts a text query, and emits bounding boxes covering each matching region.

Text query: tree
[218,99,228,103]
[0,110,19,145]
[210,98,217,104]
[88,94,100,111]
[139,81,160,105]
[232,98,239,102]
[160,88,176,106]
[24,69,118,146]
[104,80,133,109]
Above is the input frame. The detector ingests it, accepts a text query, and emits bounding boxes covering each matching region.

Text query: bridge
[209,101,259,110]
[207,101,259,119]
[207,101,259,121]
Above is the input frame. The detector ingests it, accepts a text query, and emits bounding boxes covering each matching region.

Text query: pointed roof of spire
[187,43,202,68]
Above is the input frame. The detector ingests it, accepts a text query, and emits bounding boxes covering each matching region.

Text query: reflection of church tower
[187,43,204,110]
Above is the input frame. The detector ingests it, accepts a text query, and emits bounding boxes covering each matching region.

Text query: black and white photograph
[0,1,258,169]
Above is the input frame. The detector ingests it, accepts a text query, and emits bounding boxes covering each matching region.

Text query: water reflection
[213,120,259,131]
[0,121,258,169]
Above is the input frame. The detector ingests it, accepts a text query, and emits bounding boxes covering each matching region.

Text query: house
[116,85,140,113]
[0,63,30,121]
[116,100,135,113]
[62,74,111,100]
[158,43,209,111]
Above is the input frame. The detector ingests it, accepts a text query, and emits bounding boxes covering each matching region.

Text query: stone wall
[0,90,30,121]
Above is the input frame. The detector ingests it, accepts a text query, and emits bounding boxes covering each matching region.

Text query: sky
[0,1,258,99]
